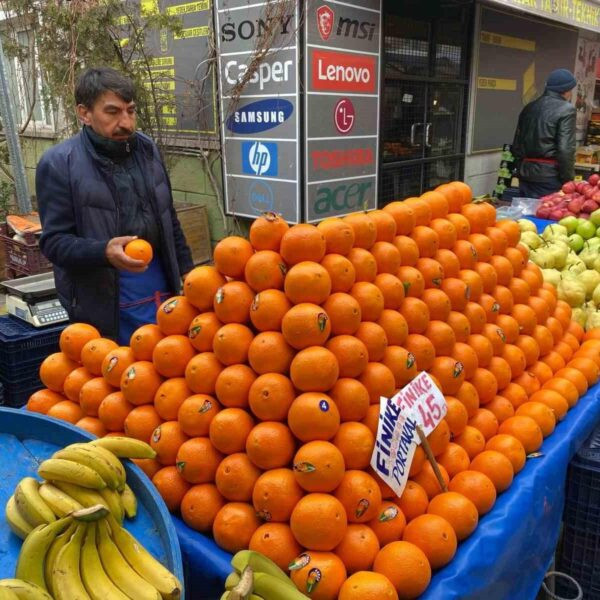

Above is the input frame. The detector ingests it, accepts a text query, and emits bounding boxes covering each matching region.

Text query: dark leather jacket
[512,90,576,183]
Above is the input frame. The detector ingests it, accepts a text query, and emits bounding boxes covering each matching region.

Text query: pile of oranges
[26,181,600,599]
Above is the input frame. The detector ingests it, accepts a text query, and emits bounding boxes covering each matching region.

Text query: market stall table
[171,380,600,600]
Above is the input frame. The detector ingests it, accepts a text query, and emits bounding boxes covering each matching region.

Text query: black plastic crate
[0,376,44,408]
[557,526,600,600]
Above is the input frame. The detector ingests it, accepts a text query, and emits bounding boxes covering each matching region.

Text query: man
[512,68,577,198]
[36,67,193,344]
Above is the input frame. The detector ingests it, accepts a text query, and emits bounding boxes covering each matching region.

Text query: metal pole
[0,32,31,214]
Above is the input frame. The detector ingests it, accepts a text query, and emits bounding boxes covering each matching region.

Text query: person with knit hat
[512,68,577,198]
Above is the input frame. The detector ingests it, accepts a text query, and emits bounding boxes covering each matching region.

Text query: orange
[528,389,568,421]
[567,357,599,385]
[417,257,445,290]
[495,315,519,344]
[447,213,471,239]
[411,225,439,259]
[528,296,551,326]
[215,364,256,408]
[374,274,405,310]
[437,442,471,479]
[397,480,429,521]
[560,331,580,352]
[248,373,295,422]
[568,320,585,342]
[359,362,396,404]
[333,422,375,470]
[285,261,332,304]
[541,350,567,374]
[421,289,451,322]
[425,321,456,356]
[290,493,348,550]
[399,297,430,334]
[59,323,101,362]
[150,335,195,379]
[515,335,540,368]
[369,209,398,242]
[487,356,511,390]
[515,402,556,437]
[79,377,114,417]
[335,470,382,523]
[368,501,406,546]
[508,277,531,305]
[468,408,499,440]
[355,322,388,362]
[454,424,486,459]
[339,571,399,600]
[377,310,409,347]
[427,491,478,541]
[496,219,521,246]
[371,242,402,275]
[213,281,254,324]
[321,254,356,293]
[248,212,289,251]
[183,266,226,312]
[475,263,499,295]
[288,392,340,441]
[249,523,303,572]
[444,398,469,437]
[546,317,565,345]
[26,389,64,415]
[441,278,470,311]
[584,328,600,342]
[469,450,514,493]
[429,356,465,395]
[554,367,588,396]
[150,421,189,466]
[512,371,541,397]
[212,323,254,366]
[485,396,515,424]
[252,468,304,522]
[402,513,457,569]
[429,218,456,250]
[156,296,198,336]
[422,191,449,219]
[123,404,162,442]
[120,360,163,406]
[490,256,514,287]
[466,335,494,370]
[435,248,461,278]
[317,218,355,255]
[248,332,294,375]
[485,434,526,473]
[246,422,295,469]
[131,457,162,480]
[448,470,496,515]
[573,346,600,368]
[461,203,491,234]
[123,238,152,264]
[282,303,331,350]
[175,437,223,484]
[456,381,480,418]
[398,266,425,299]
[151,465,191,512]
[344,213,377,249]
[249,290,291,333]
[323,294,362,336]
[330,378,370,422]
[214,236,254,278]
[99,346,135,387]
[293,441,345,493]
[485,226,509,255]
[542,377,579,408]
[502,344,527,380]
[213,502,261,553]
[521,265,544,294]
[63,367,94,403]
[180,483,226,533]
[504,247,526,276]
[215,453,261,502]
[412,462,450,500]
[290,551,347,600]
[493,286,515,317]
[384,202,417,235]
[453,240,478,270]
[393,235,420,266]
[47,400,84,424]
[129,324,165,361]
[554,301,573,329]
[209,408,255,455]
[427,420,451,456]
[459,270,483,303]
[510,304,537,336]
[335,524,381,575]
[98,391,133,432]
[409,446,427,477]
[468,234,493,262]
[405,334,436,372]
[373,541,431,599]
[80,339,119,377]
[244,250,286,292]
[498,415,543,454]
[291,346,339,392]
[464,303,487,335]
[383,346,417,388]
[177,394,221,437]
[404,198,432,227]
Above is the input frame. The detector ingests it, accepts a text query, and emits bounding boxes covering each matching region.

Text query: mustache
[113,128,133,136]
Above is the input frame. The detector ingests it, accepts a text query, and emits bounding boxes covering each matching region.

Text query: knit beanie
[546,69,576,93]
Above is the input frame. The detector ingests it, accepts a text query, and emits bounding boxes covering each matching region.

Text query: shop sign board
[215,0,301,223]
[304,0,382,222]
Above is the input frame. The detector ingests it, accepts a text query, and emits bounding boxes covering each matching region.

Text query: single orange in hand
[124,238,153,265]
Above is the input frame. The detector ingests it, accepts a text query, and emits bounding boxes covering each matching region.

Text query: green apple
[560,216,579,234]
[590,209,600,228]
[568,233,585,252]
[577,220,597,240]
[517,219,537,233]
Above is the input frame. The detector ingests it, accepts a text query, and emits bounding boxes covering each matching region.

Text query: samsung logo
[226,99,294,134]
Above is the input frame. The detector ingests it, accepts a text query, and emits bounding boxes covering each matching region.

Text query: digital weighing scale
[1,272,69,327]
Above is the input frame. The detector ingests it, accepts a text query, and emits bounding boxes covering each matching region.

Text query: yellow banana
[99,487,124,523]
[14,478,56,527]
[231,550,293,586]
[79,443,127,489]
[91,437,156,459]
[53,445,120,490]
[96,520,161,600]
[38,483,83,517]
[51,523,90,600]
[80,524,130,600]
[5,495,34,539]
[225,572,240,590]
[0,586,18,600]
[120,484,137,519]
[72,505,110,522]
[253,572,309,600]
[228,566,253,600]
[44,522,76,597]
[38,458,106,489]
[52,481,109,512]
[15,517,72,590]
[0,580,53,600]
[106,514,182,599]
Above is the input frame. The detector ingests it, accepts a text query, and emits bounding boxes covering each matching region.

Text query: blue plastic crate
[0,376,44,408]
[0,315,65,366]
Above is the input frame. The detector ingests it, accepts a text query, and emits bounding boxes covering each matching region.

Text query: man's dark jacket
[512,90,577,183]
[36,130,193,338]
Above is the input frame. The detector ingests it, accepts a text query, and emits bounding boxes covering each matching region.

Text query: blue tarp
[173,382,600,599]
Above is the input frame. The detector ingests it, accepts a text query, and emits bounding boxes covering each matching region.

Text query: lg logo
[334,98,355,134]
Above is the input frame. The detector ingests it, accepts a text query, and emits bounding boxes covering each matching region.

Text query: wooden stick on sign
[416,425,448,493]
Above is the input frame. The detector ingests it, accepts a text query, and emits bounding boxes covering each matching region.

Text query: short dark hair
[75,67,136,108]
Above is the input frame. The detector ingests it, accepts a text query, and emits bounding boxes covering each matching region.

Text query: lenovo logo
[312,49,376,93]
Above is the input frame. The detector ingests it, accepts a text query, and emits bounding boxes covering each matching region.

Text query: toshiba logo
[311,49,376,93]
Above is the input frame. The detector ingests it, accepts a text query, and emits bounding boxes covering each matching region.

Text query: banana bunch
[223,550,309,600]
[6,437,154,536]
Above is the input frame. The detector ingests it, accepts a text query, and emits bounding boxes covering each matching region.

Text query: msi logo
[316,5,334,41]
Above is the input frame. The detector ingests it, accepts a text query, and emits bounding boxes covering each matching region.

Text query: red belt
[523,158,558,165]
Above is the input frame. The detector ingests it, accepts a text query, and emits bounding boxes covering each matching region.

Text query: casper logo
[313,180,373,215]
[224,57,293,91]
[226,99,293,134]
[242,141,278,177]
[312,49,376,93]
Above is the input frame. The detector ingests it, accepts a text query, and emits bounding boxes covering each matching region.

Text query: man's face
[77,90,136,140]
[564,89,574,102]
